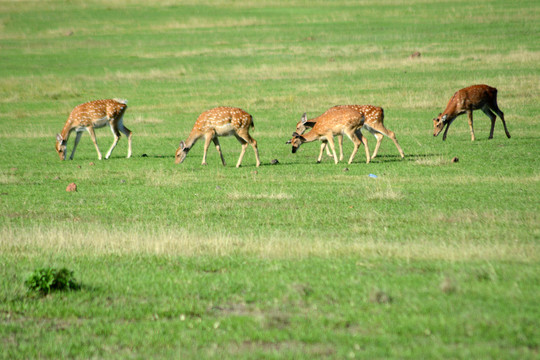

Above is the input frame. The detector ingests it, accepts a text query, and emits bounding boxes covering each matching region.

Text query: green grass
[1,0,539,358]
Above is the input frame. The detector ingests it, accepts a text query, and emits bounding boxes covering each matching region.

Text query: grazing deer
[433,84,511,141]
[175,107,261,167]
[55,99,132,160]
[289,107,370,164]
[292,105,405,160]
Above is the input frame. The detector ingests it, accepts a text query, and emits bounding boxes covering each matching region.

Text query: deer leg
[322,142,332,157]
[235,131,260,167]
[212,137,226,166]
[489,102,511,138]
[481,106,497,139]
[354,129,371,163]
[201,133,214,165]
[442,118,455,141]
[248,136,261,167]
[344,130,361,164]
[234,136,248,168]
[105,124,121,159]
[317,142,327,163]
[325,135,339,164]
[117,117,132,158]
[337,134,344,161]
[69,131,83,160]
[86,127,103,160]
[378,127,405,159]
[371,132,383,159]
[467,110,475,141]
[360,131,371,164]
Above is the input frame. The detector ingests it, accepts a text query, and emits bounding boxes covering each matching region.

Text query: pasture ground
[1,0,539,358]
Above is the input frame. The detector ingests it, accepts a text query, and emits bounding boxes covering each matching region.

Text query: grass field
[1,0,539,358]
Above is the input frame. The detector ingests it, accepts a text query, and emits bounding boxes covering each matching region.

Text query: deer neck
[59,119,76,141]
[183,130,204,151]
[301,128,326,143]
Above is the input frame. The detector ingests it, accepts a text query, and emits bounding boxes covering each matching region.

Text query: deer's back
[69,99,127,127]
[454,85,497,110]
[327,105,383,126]
[194,107,252,133]
[313,108,364,132]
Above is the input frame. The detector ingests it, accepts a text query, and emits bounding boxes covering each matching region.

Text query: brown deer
[289,107,370,164]
[55,99,132,160]
[292,105,405,160]
[175,107,261,167]
[433,84,511,141]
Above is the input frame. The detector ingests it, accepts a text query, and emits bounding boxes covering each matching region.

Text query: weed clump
[25,267,80,295]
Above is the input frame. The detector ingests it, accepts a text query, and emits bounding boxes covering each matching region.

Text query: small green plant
[25,267,80,295]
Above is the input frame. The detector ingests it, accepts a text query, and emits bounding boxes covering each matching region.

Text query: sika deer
[55,99,132,160]
[175,107,261,167]
[433,84,511,141]
[289,107,370,164]
[292,105,405,160]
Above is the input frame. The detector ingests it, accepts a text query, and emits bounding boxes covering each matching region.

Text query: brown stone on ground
[66,183,77,192]
[451,157,459,163]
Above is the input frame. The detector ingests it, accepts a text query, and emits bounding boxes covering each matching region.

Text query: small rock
[440,277,457,294]
[77,165,81,169]
[142,153,148,157]
[270,159,279,165]
[120,179,126,184]
[451,157,459,163]
[409,51,421,59]
[343,168,349,172]
[369,290,392,304]
[216,185,221,190]
[54,176,61,180]
[66,183,77,192]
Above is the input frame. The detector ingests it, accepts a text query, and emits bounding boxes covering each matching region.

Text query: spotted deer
[289,107,370,164]
[292,105,405,160]
[55,99,132,160]
[175,107,261,167]
[433,84,511,141]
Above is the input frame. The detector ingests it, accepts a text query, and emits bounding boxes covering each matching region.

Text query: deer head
[55,134,67,160]
[175,141,189,164]
[433,113,448,137]
[290,132,306,153]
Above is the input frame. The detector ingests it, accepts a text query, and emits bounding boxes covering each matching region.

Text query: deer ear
[179,140,185,149]
[292,132,300,137]
[285,139,292,144]
[56,134,63,142]
[301,113,307,124]
[441,114,448,121]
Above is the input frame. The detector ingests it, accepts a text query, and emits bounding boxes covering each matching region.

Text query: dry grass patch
[150,17,268,31]
[1,225,538,262]
[414,156,450,166]
[129,114,164,124]
[366,183,403,201]
[227,190,293,200]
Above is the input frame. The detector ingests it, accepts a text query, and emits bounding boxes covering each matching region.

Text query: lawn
[0,0,539,358]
